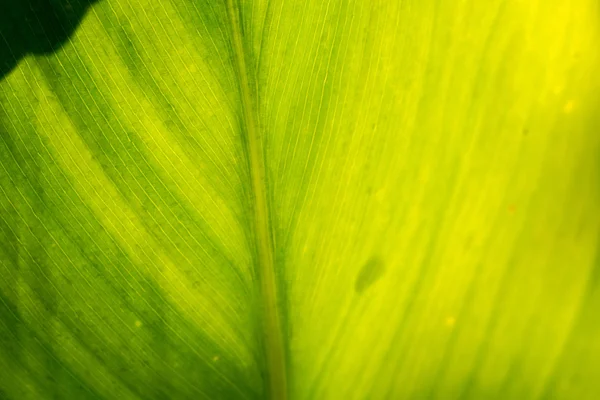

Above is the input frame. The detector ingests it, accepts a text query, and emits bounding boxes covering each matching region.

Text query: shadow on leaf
[0,0,100,80]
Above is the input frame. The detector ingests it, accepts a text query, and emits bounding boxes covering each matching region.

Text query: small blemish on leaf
[355,256,386,294]
[563,100,575,113]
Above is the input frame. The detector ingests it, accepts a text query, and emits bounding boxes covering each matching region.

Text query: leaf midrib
[225,1,288,399]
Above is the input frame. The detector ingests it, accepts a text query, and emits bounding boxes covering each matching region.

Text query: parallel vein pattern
[1,0,600,399]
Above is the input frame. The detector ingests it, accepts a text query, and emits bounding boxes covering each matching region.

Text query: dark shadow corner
[0,0,100,81]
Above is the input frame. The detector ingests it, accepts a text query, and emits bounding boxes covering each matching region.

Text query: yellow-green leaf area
[0,0,599,399]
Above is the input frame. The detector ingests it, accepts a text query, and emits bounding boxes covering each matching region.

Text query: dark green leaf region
[0,0,99,79]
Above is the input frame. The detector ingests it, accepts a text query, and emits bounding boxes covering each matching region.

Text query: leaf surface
[0,0,599,399]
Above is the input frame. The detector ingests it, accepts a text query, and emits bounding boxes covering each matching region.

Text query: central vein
[225,1,288,399]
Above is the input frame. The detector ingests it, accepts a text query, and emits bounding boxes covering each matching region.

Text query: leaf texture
[0,0,599,399]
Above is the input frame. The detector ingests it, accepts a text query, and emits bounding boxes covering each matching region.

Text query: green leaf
[1,0,599,399]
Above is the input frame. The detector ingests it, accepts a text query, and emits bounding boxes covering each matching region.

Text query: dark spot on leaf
[355,256,386,294]
[0,0,100,80]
